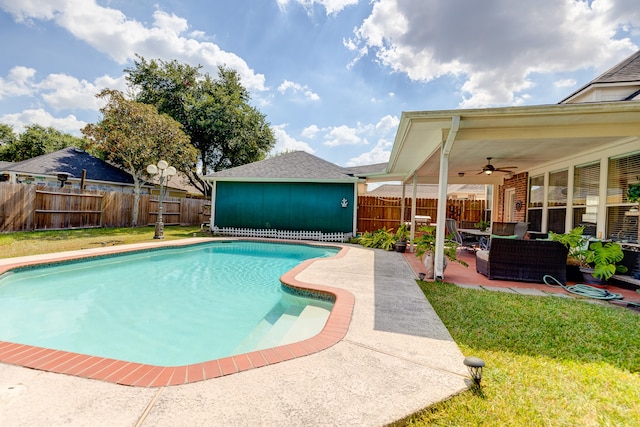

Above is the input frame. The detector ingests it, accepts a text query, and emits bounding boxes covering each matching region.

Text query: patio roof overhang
[372,101,640,186]
[377,101,640,280]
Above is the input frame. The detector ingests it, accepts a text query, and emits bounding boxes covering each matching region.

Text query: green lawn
[0,226,207,258]
[403,281,640,426]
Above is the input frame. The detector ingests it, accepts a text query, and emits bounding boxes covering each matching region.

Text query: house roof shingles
[204,151,363,181]
[560,49,640,103]
[591,50,640,84]
[4,147,134,184]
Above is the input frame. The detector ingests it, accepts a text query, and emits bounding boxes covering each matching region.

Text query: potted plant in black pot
[549,226,589,282]
[580,241,628,286]
[394,222,410,253]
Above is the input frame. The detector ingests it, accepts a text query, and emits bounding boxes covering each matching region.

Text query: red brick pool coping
[0,239,355,387]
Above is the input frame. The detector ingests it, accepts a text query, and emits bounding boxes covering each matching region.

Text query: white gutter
[434,116,460,280]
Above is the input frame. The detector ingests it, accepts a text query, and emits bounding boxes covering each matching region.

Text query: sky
[1,0,640,169]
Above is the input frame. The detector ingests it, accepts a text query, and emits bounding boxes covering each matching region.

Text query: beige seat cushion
[476,250,489,262]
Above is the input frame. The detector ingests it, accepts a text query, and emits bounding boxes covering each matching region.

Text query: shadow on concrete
[372,249,456,341]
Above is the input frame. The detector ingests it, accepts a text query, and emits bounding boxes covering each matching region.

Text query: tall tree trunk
[131,176,142,227]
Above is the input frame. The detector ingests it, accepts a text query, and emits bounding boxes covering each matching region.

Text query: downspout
[353,181,359,237]
[434,116,460,280]
[210,180,217,231]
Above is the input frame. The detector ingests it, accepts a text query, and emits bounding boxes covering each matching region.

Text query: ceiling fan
[478,157,517,175]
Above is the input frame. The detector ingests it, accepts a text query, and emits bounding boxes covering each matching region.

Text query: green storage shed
[203,151,363,237]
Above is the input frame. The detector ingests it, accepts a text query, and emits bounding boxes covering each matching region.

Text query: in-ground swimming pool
[0,241,338,367]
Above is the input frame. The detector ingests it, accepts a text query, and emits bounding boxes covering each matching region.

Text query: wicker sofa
[475,238,569,284]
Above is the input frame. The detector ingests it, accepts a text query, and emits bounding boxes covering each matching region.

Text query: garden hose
[542,275,624,300]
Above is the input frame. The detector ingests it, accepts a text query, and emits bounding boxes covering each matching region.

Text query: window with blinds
[573,161,600,232]
[607,151,640,205]
[547,170,568,207]
[527,175,544,231]
[528,175,544,208]
[607,152,640,243]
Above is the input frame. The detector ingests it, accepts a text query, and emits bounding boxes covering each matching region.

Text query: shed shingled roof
[204,151,363,181]
[3,147,134,184]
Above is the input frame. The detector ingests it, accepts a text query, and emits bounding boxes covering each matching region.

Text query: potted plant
[474,220,490,232]
[550,226,628,285]
[580,241,628,285]
[414,225,468,279]
[549,226,589,267]
[394,222,410,253]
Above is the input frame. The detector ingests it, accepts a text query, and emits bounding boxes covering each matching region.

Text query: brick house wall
[496,172,529,222]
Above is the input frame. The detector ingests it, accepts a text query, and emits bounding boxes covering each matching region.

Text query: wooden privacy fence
[357,196,486,233]
[0,183,207,232]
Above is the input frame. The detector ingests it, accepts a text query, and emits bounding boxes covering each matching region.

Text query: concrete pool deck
[0,239,468,426]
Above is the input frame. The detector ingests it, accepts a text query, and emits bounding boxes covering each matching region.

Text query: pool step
[278,305,330,345]
[233,303,330,355]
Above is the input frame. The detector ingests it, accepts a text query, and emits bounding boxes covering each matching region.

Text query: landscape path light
[463,356,485,388]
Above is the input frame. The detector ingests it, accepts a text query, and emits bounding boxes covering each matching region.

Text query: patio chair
[445,218,479,251]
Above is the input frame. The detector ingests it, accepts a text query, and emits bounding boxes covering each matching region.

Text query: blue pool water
[0,241,338,366]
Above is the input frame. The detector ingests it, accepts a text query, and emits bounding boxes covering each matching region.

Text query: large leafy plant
[584,241,628,281]
[549,226,589,266]
[413,225,468,267]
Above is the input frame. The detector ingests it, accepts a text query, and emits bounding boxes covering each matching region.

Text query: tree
[0,124,87,162]
[0,123,17,161]
[125,56,276,195]
[82,89,197,226]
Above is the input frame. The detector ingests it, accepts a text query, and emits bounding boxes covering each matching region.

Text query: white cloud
[0,67,126,112]
[0,1,266,91]
[375,114,399,133]
[346,138,392,167]
[324,124,370,147]
[301,124,321,138]
[39,73,127,111]
[277,0,358,16]
[278,80,320,101]
[271,124,316,154]
[0,66,37,99]
[350,0,640,107]
[554,78,578,88]
[1,108,86,134]
[323,116,398,148]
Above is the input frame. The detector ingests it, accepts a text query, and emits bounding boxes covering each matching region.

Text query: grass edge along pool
[0,239,355,387]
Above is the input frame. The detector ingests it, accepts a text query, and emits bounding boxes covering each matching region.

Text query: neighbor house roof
[344,162,388,176]
[367,183,486,199]
[4,147,134,184]
[203,151,362,182]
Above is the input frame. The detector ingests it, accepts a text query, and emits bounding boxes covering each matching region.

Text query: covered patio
[368,102,640,280]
